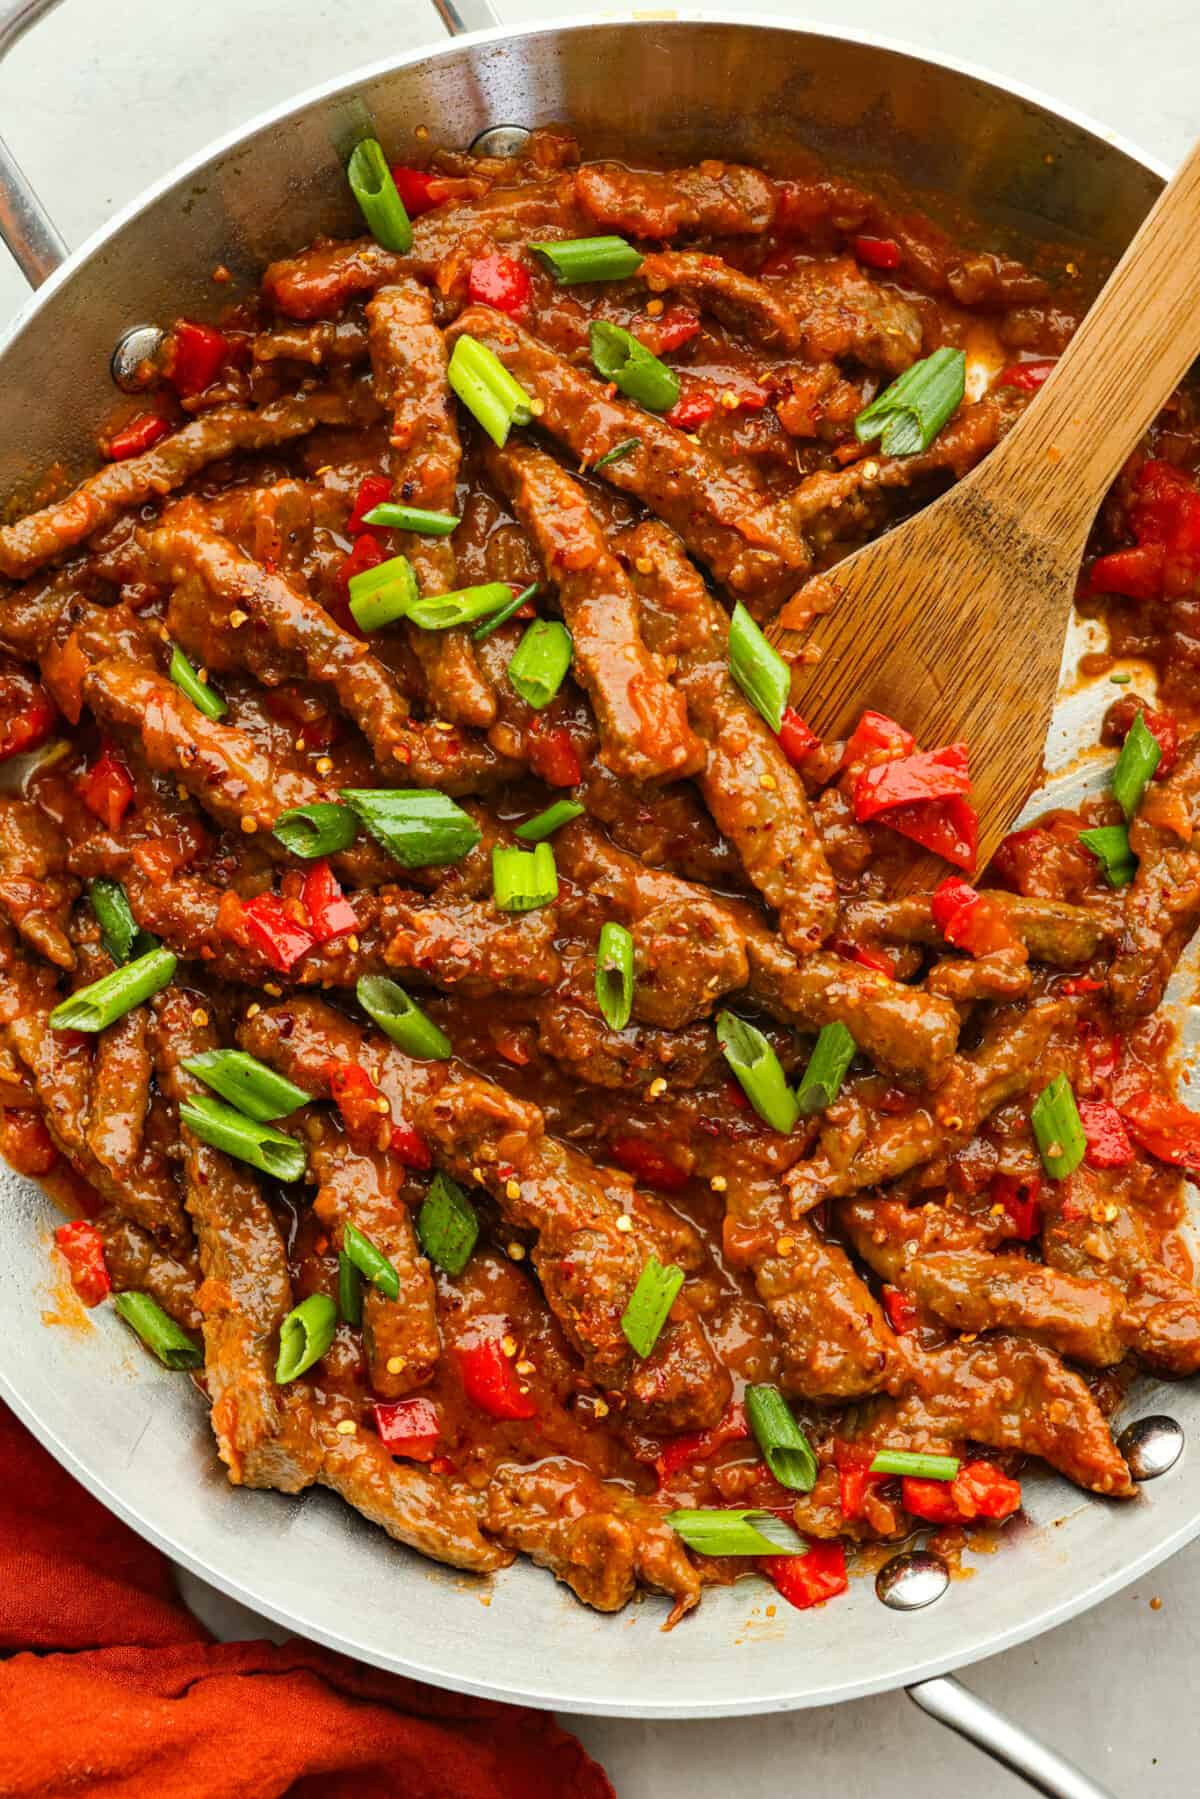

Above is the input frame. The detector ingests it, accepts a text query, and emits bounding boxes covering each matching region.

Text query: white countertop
[3,3,1197,1792]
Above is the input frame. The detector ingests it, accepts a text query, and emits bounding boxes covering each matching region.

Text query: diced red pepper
[665,388,717,431]
[727,385,768,413]
[853,234,902,270]
[839,709,915,772]
[930,876,978,936]
[0,666,56,763]
[1089,544,1166,603]
[854,742,970,822]
[105,412,170,460]
[168,319,229,397]
[389,1123,433,1171]
[831,937,896,978]
[239,892,316,973]
[326,1059,387,1153]
[54,1220,111,1308]
[300,860,359,944]
[834,1441,888,1520]
[1125,460,1200,598]
[930,876,1020,957]
[991,1172,1042,1240]
[881,1284,918,1334]
[653,304,701,352]
[1060,977,1104,995]
[778,706,819,768]
[389,165,442,217]
[457,1338,538,1420]
[347,473,393,537]
[467,252,531,314]
[903,1460,1021,1524]
[1105,695,1179,780]
[373,1396,440,1461]
[525,717,582,788]
[881,793,978,870]
[80,744,135,832]
[1,1110,58,1176]
[996,359,1057,391]
[1077,1098,1135,1169]
[608,1134,690,1192]
[1121,1091,1200,1172]
[654,1401,750,1484]
[336,530,385,615]
[759,1540,847,1610]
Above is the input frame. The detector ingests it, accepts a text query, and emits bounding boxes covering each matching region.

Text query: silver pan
[0,6,1190,1794]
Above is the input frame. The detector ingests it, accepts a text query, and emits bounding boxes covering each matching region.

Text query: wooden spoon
[778,135,1200,875]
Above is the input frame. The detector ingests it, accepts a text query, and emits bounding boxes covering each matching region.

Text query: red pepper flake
[54,1220,111,1307]
[105,412,170,460]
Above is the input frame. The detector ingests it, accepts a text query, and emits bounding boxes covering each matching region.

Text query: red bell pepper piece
[759,1540,848,1610]
[301,860,358,944]
[80,744,135,832]
[834,1441,888,1520]
[1131,459,1200,552]
[881,1284,918,1334]
[831,936,896,977]
[169,319,229,397]
[389,165,442,217]
[326,1059,387,1153]
[54,1220,111,1307]
[665,387,717,431]
[105,412,170,460]
[457,1338,537,1420]
[991,1172,1042,1240]
[0,666,56,763]
[903,1460,1021,1524]
[240,892,315,973]
[347,473,393,537]
[373,1396,440,1461]
[653,304,701,352]
[654,1401,749,1484]
[607,1135,690,1192]
[853,234,901,270]
[337,530,385,593]
[854,742,970,821]
[930,876,1020,956]
[1121,1091,1200,1172]
[880,793,979,870]
[525,716,582,787]
[1,1110,58,1176]
[1060,977,1104,995]
[839,709,916,772]
[1077,1098,1135,1169]
[1089,544,1166,602]
[996,359,1057,391]
[389,1122,433,1171]
[467,252,532,314]
[778,706,818,768]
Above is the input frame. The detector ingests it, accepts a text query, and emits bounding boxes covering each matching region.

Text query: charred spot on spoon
[469,124,532,160]
[876,1549,949,1611]
[111,325,165,393]
[1118,1414,1184,1481]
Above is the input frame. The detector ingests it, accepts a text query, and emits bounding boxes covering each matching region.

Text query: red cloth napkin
[0,1403,614,1798]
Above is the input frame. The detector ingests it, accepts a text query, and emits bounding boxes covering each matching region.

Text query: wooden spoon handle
[981,132,1200,531]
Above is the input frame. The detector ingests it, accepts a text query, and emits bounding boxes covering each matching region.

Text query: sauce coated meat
[4,126,1200,1624]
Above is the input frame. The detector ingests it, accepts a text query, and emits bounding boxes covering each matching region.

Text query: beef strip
[841,892,1116,965]
[252,317,371,367]
[574,160,778,238]
[79,935,153,1186]
[94,1210,201,1331]
[0,798,78,969]
[638,251,801,350]
[534,995,723,1091]
[1109,731,1200,1022]
[237,995,447,1125]
[577,760,746,891]
[901,1250,1128,1367]
[752,1216,897,1399]
[773,256,923,375]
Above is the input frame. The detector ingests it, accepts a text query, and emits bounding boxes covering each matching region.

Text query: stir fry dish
[3,124,1200,1626]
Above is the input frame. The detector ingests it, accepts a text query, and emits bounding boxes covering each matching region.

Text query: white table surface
[3,3,1197,1793]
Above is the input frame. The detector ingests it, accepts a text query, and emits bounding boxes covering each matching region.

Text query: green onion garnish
[181,1049,309,1123]
[1112,711,1161,820]
[854,346,966,457]
[593,436,641,471]
[492,841,558,913]
[621,1256,684,1358]
[530,236,645,283]
[869,1449,961,1480]
[595,921,635,1031]
[795,1022,857,1116]
[507,618,572,709]
[728,600,790,734]
[471,580,539,643]
[745,1384,818,1492]
[1031,1072,1087,1179]
[273,802,358,860]
[50,945,177,1033]
[179,1094,306,1182]
[113,1292,203,1371]
[589,320,680,413]
[362,503,460,535]
[356,973,452,1060]
[448,334,535,447]
[1078,823,1136,888]
[716,1011,798,1134]
[89,877,155,965]
[406,583,516,632]
[348,553,418,632]
[338,1251,363,1327]
[346,138,413,253]
[275,1292,337,1384]
[417,1171,479,1276]
[1110,672,1133,685]
[515,799,585,841]
[168,644,227,721]
[340,789,482,868]
[665,1508,805,1557]
[342,1222,400,1300]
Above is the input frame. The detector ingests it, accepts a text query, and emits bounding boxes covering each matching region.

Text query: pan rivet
[468,124,533,159]
[876,1550,950,1611]
[111,324,165,393]
[1118,1414,1184,1481]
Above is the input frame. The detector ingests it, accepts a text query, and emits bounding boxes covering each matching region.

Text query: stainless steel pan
[0,7,1190,1794]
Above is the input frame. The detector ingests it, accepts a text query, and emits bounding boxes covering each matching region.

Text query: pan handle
[0,0,502,286]
[908,1676,1118,1798]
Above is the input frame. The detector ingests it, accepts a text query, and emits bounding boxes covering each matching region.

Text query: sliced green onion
[492,841,558,913]
[530,236,645,283]
[593,436,641,471]
[854,346,966,457]
[589,320,680,412]
[869,1449,961,1480]
[89,877,155,965]
[471,580,539,643]
[745,1384,818,1492]
[168,644,227,721]
[1112,711,1161,820]
[595,920,635,1031]
[665,1508,805,1558]
[346,137,413,253]
[1031,1072,1087,1180]
[356,973,452,1060]
[343,1222,400,1300]
[348,553,418,631]
[338,1251,363,1327]
[507,618,572,709]
[1078,824,1136,888]
[362,503,460,535]
[50,945,177,1033]
[275,1292,337,1384]
[417,1171,479,1276]
[795,1022,857,1116]
[728,601,790,734]
[182,1049,309,1122]
[113,1292,203,1371]
[406,583,516,632]
[179,1094,306,1182]
[1110,672,1133,685]
[621,1256,684,1358]
[273,801,358,860]
[716,1011,798,1134]
[340,788,482,868]
[448,334,534,447]
[515,799,585,841]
